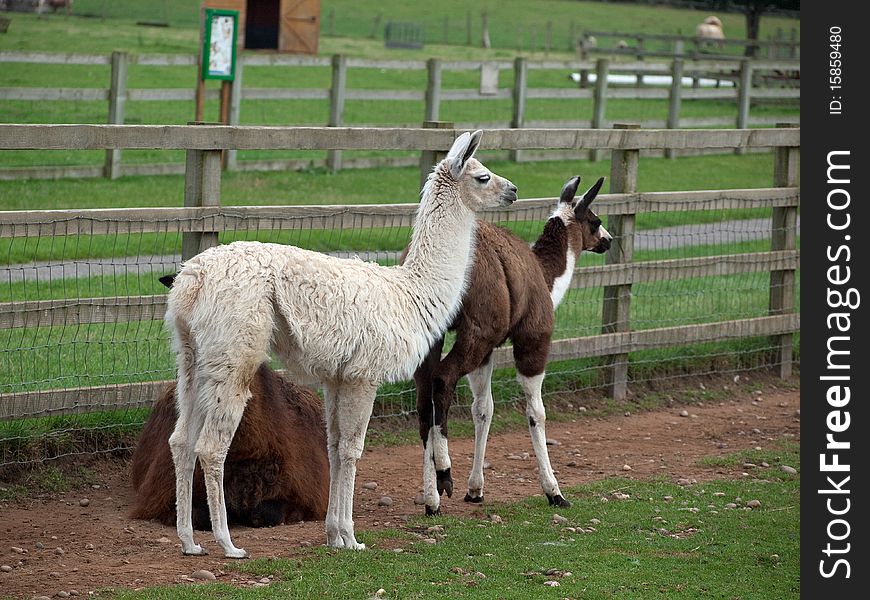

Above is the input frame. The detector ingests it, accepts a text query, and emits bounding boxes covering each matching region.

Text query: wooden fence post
[327,54,347,173]
[735,58,752,155]
[225,60,244,171]
[510,57,528,162]
[104,51,128,180]
[424,58,442,122]
[601,123,639,402]
[419,121,454,191]
[770,122,799,378]
[590,58,610,161]
[182,125,222,261]
[665,44,684,160]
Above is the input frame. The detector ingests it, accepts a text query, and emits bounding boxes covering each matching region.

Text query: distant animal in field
[696,16,725,50]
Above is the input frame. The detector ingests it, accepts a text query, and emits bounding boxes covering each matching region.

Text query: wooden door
[279,0,320,54]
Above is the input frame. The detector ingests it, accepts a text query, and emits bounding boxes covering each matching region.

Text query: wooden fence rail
[0,51,800,180]
[0,124,799,420]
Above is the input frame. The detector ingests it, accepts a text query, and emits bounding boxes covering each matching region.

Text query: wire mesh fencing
[0,187,799,467]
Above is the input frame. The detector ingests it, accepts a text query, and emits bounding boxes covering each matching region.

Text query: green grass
[104,441,800,599]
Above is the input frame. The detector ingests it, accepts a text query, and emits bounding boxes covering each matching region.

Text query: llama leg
[517,372,570,508]
[331,380,376,550]
[195,377,252,558]
[322,381,344,548]
[414,338,445,517]
[168,318,207,555]
[169,405,207,555]
[465,355,495,503]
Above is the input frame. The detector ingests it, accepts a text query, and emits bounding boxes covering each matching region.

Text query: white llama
[165,130,517,558]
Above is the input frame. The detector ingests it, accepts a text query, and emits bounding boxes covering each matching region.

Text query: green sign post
[202,8,239,81]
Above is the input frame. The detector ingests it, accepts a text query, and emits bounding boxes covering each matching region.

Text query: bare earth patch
[0,382,799,598]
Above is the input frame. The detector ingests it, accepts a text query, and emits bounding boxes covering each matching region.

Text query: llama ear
[560,176,581,204]
[574,176,605,214]
[447,130,482,178]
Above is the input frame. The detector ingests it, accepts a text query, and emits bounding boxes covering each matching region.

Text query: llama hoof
[182,544,208,556]
[436,469,454,498]
[224,547,249,559]
[425,505,441,517]
[463,493,484,504]
[348,541,366,551]
[546,493,571,508]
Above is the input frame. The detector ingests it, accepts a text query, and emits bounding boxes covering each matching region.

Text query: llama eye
[476,174,491,183]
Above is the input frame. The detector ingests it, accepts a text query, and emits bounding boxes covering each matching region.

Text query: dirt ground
[0,379,800,599]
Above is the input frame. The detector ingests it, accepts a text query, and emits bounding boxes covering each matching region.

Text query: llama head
[443,130,517,212]
[556,175,611,254]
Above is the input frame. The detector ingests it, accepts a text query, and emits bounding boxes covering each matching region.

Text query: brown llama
[131,279,329,529]
[408,175,610,515]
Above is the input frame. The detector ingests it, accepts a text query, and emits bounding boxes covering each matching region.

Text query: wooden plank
[682,88,739,100]
[0,88,108,101]
[441,60,513,71]
[345,90,425,101]
[526,88,593,100]
[130,54,198,66]
[127,89,201,101]
[345,58,427,70]
[751,88,801,99]
[240,88,329,100]
[0,125,802,151]
[0,51,110,65]
[440,89,511,101]
[241,55,330,67]
[0,380,170,421]
[0,313,799,420]
[0,187,800,237]
[569,250,800,289]
[0,295,167,329]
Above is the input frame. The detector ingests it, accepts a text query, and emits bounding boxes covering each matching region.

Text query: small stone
[426,525,444,534]
[0,565,11,572]
[85,544,94,551]
[566,461,578,467]
[742,463,757,469]
[546,438,560,446]
[746,499,762,509]
[54,547,64,556]
[79,498,90,507]
[10,546,25,554]
[377,496,393,507]
[482,461,492,470]
[35,542,45,550]
[543,580,560,587]
[374,589,386,597]
[551,514,569,525]
[679,410,689,417]
[589,518,601,525]
[474,572,486,579]
[259,577,270,584]
[56,592,70,598]
[663,496,673,502]
[578,406,587,412]
[422,538,437,544]
[677,478,691,486]
[780,465,797,475]
[413,493,426,505]
[156,537,171,544]
[488,514,502,523]
[362,481,378,490]
[622,464,632,471]
[725,503,737,509]
[624,411,631,417]
[300,540,313,547]
[713,492,726,497]
[191,569,216,581]
[761,462,770,468]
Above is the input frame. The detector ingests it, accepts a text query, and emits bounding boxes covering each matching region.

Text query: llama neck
[401,163,478,330]
[531,217,575,309]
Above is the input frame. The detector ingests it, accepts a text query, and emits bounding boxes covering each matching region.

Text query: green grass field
[104,443,799,599]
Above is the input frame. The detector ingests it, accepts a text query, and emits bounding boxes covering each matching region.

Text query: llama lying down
[129,362,329,529]
[164,130,517,557]
[407,175,611,516]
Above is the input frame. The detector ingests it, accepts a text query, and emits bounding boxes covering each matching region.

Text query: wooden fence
[0,124,799,424]
[581,28,800,60]
[0,51,799,180]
